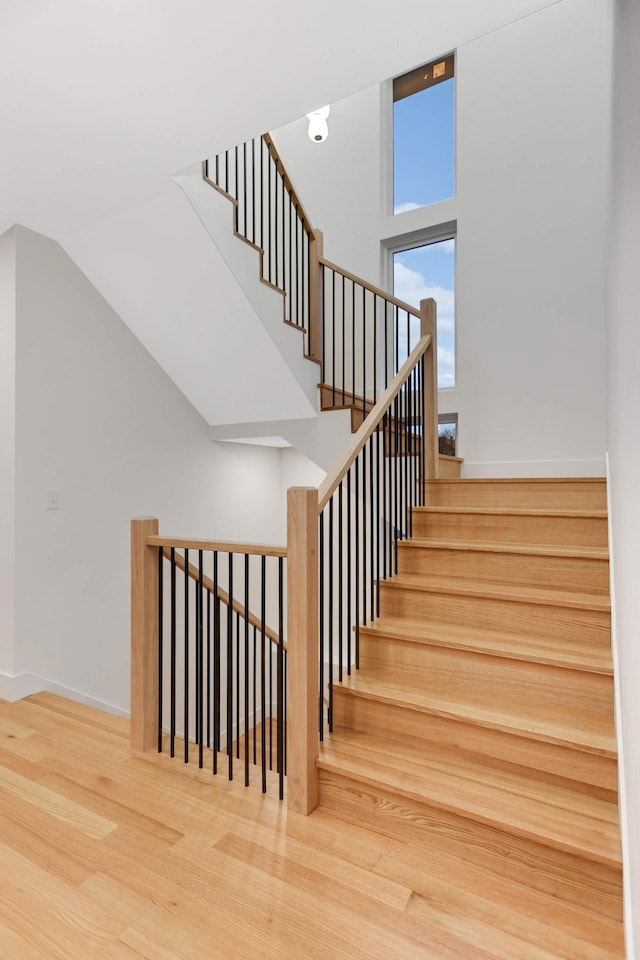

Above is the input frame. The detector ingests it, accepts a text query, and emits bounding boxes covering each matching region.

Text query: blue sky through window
[394,240,455,388]
[393,79,455,213]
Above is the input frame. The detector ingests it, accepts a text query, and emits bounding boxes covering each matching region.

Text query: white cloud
[439,238,455,254]
[437,346,455,388]
[393,201,422,215]
[394,261,454,335]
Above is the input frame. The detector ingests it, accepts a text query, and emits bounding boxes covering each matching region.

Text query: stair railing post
[287,487,320,815]
[309,228,324,365]
[131,517,160,753]
[420,298,439,480]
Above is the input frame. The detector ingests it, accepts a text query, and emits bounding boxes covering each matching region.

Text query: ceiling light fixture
[307,105,330,143]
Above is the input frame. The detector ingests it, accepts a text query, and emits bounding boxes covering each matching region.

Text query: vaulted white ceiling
[0,0,559,425]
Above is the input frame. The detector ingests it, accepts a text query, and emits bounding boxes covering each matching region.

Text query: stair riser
[412,511,608,547]
[331,688,617,800]
[378,584,610,644]
[424,480,607,511]
[317,770,622,919]
[397,544,609,591]
[358,640,614,715]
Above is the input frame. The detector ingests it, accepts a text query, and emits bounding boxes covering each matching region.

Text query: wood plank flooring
[0,691,624,959]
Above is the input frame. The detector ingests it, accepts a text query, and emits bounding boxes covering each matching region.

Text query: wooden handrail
[318,257,421,319]
[147,535,286,558]
[262,133,314,234]
[160,547,283,649]
[318,333,431,511]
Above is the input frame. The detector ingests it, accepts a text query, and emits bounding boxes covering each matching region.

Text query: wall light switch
[46,489,60,511]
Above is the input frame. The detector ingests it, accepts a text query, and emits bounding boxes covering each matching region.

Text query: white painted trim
[606,453,635,960]
[461,458,606,479]
[0,671,129,718]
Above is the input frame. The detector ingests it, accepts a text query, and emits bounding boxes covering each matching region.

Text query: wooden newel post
[131,517,160,753]
[309,228,324,365]
[420,298,439,480]
[287,487,319,815]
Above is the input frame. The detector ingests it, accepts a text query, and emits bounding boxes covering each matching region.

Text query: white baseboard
[0,671,129,718]
[460,458,606,479]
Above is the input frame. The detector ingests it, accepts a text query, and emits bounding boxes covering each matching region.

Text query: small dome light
[307,106,330,143]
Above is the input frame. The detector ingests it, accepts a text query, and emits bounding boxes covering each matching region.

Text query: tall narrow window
[393,237,455,388]
[393,55,455,214]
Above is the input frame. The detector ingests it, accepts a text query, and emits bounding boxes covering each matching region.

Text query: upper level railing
[203,134,432,413]
[204,134,320,360]
[319,257,421,416]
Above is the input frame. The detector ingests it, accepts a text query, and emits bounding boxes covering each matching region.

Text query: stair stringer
[173,170,319,418]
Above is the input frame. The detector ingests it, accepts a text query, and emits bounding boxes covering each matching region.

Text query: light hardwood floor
[0,691,624,959]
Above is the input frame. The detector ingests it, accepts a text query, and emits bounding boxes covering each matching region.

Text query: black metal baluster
[213,551,220,772]
[382,413,388,581]
[260,137,264,258]
[198,551,204,768]
[332,270,336,405]
[362,287,367,421]
[227,553,233,780]
[277,557,284,800]
[376,421,382,617]
[294,208,299,328]
[235,610,240,759]
[328,495,334,732]
[394,396,400,571]
[224,149,229,193]
[261,556,267,792]
[395,305,400,376]
[215,153,219,185]
[384,302,390,390]
[184,548,189,764]
[373,295,378,404]
[273,153,278,290]
[234,145,239,206]
[407,310,411,364]
[288,193,293,323]
[354,456,360,668]
[252,624,257,767]
[281,165,285,294]
[206,585,211,749]
[243,141,248,237]
[351,281,356,402]
[321,269,327,384]
[244,554,250,786]
[195,574,199,748]
[267,144,272,284]
[269,592,273,770]
[338,481,343,683]
[283,648,287,777]
[347,469,352,675]
[369,436,375,621]
[252,138,256,244]
[420,356,426,506]
[342,274,346,404]
[362,446,367,630]
[170,547,176,758]
[158,547,163,753]
[319,510,325,738]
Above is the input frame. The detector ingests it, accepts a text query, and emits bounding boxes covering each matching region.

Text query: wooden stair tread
[318,730,622,868]
[336,673,617,757]
[359,619,614,674]
[426,477,606,484]
[383,572,611,610]
[400,537,609,561]
[415,505,607,519]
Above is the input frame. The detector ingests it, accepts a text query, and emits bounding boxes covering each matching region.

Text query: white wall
[0,228,16,676]
[608,0,640,951]
[10,226,286,714]
[273,0,610,477]
[453,0,610,476]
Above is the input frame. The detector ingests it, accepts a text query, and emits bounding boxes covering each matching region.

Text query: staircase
[316,477,623,952]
